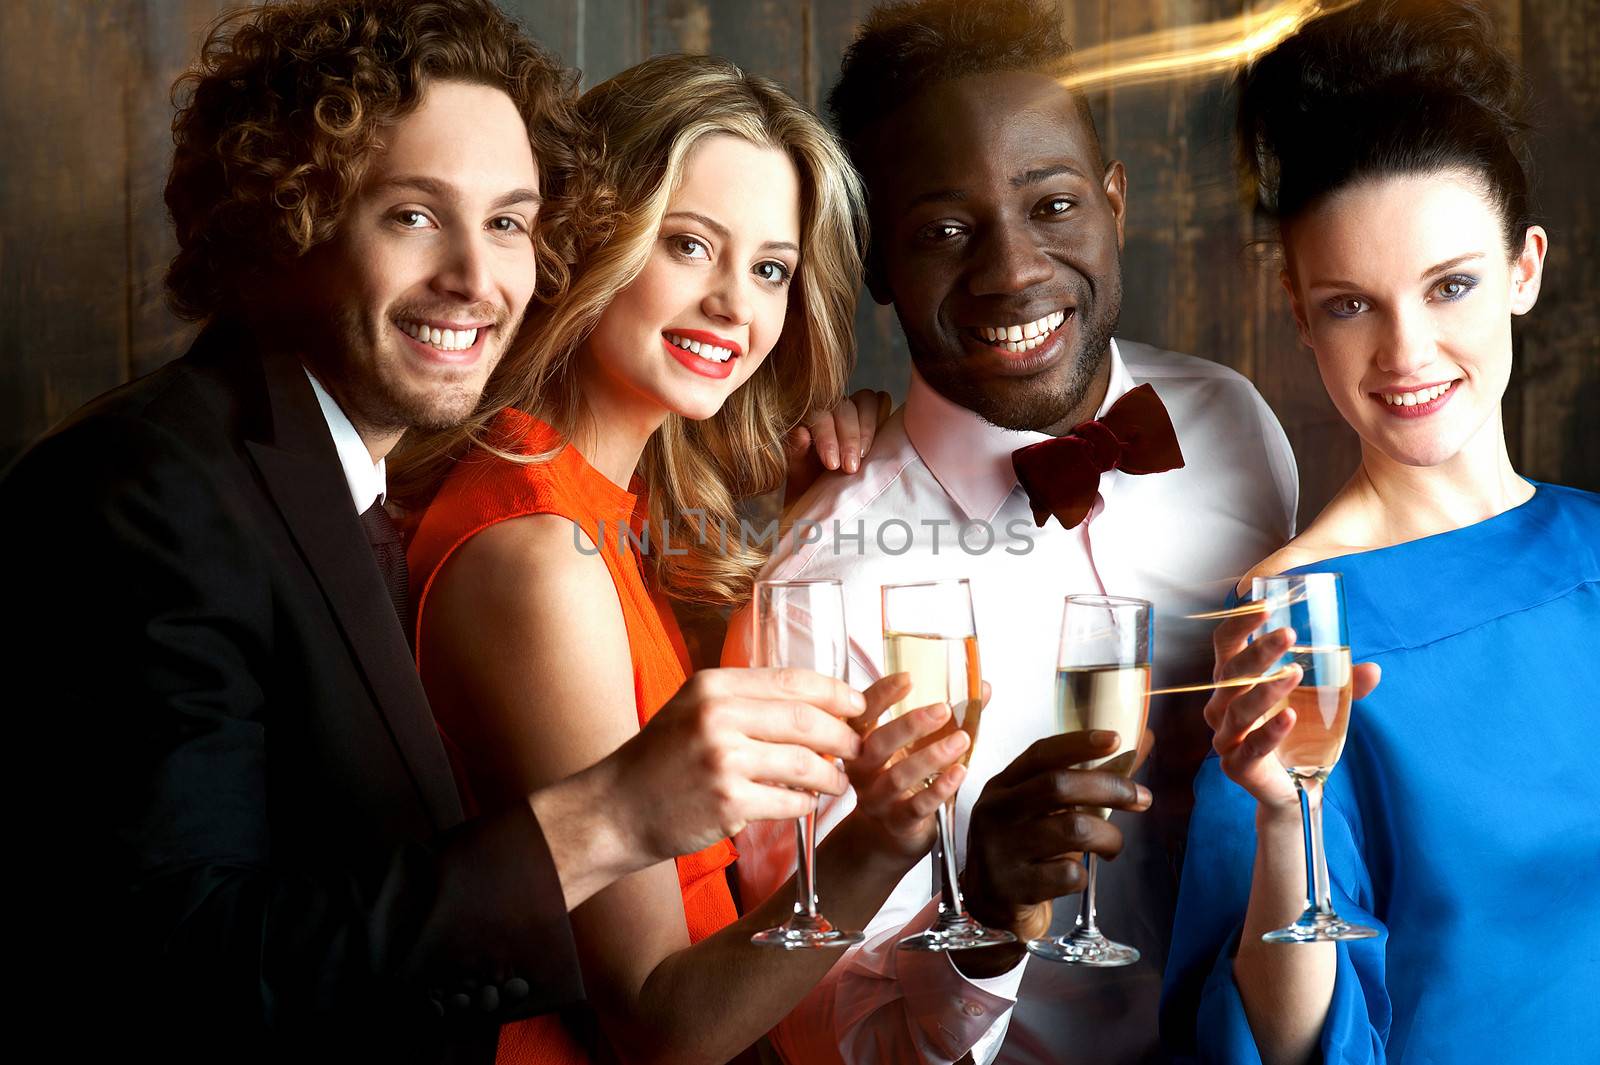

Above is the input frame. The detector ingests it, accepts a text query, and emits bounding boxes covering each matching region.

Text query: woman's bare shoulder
[419,512,639,791]
[1237,542,1326,593]
[425,512,626,653]
[1235,485,1378,596]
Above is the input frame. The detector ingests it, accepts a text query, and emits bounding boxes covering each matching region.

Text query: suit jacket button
[428,992,445,1018]
[448,992,472,1012]
[503,977,529,1002]
[476,985,500,1012]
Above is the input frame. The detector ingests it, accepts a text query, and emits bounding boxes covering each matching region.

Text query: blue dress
[1161,483,1600,1064]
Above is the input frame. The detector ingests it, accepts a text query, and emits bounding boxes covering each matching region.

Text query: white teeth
[399,320,478,351]
[1382,382,1454,406]
[666,334,735,364]
[976,309,1068,349]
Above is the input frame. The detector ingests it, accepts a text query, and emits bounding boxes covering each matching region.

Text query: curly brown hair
[165,0,599,321]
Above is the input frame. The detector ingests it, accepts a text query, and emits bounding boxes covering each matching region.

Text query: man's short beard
[304,305,512,443]
[946,287,1120,434]
[974,331,1110,433]
[352,377,485,438]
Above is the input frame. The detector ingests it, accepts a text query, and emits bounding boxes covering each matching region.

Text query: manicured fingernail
[824,446,839,468]
[844,449,858,472]
[1137,785,1153,806]
[1090,729,1119,745]
[851,690,867,711]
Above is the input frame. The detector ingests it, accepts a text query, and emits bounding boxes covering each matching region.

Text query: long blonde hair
[393,54,865,606]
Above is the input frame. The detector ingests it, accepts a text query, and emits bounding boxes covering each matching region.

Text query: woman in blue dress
[1162,2,1600,1063]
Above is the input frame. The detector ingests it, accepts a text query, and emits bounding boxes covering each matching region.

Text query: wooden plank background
[3,0,1595,520]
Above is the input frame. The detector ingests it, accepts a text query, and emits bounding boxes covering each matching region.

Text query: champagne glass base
[898,916,1017,953]
[1262,911,1379,944]
[1026,930,1140,967]
[752,915,865,950]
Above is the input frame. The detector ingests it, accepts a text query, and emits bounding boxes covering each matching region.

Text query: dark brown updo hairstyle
[1237,0,1533,252]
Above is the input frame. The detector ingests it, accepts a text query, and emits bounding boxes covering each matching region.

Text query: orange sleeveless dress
[407,408,739,1064]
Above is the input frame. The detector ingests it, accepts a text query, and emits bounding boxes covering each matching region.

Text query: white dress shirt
[724,339,1297,1064]
[305,368,387,513]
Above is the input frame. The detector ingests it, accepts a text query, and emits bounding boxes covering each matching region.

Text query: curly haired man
[2,3,869,1060]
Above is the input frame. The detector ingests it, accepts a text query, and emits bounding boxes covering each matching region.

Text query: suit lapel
[241,342,463,829]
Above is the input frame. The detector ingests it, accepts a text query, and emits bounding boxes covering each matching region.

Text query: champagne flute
[882,579,1016,952]
[1253,573,1378,944]
[1028,594,1152,967]
[750,579,866,950]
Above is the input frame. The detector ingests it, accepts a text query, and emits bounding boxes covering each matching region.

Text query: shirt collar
[903,338,1135,521]
[304,368,387,512]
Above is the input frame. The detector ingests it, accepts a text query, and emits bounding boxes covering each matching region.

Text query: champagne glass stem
[795,811,820,919]
[1074,854,1102,936]
[1296,776,1335,918]
[935,798,964,917]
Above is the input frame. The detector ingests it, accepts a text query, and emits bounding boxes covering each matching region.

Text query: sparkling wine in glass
[750,579,866,950]
[882,579,1016,952]
[1027,594,1151,967]
[1253,573,1378,945]
[879,631,983,768]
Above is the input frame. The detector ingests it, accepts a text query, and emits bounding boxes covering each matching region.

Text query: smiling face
[580,133,801,425]
[860,70,1126,433]
[288,80,540,445]
[1282,170,1546,469]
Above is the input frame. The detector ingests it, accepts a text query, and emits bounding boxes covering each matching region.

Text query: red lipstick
[662,329,740,380]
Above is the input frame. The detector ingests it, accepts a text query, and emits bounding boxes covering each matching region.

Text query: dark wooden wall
[4,0,1596,519]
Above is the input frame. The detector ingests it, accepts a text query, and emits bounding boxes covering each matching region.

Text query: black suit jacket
[3,323,583,1062]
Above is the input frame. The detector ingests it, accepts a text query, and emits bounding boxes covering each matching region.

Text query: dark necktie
[360,499,410,636]
[1010,383,1186,529]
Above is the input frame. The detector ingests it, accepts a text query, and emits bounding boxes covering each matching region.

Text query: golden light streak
[1186,602,1270,621]
[1149,663,1298,698]
[1058,0,1360,94]
[1147,647,1341,697]
[1186,585,1313,621]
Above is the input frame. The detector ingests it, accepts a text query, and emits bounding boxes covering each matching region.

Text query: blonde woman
[396,56,972,1064]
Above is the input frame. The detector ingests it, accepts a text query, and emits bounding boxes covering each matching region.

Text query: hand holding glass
[1252,573,1377,945]
[1027,594,1151,967]
[750,579,865,949]
[881,579,1015,952]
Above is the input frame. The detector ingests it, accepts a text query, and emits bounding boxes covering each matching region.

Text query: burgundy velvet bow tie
[1011,383,1186,529]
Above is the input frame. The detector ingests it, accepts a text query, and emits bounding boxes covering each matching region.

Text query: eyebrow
[664,210,798,254]
[371,174,541,211]
[1417,252,1485,278]
[1011,164,1087,188]
[1308,251,1487,291]
[906,163,1090,208]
